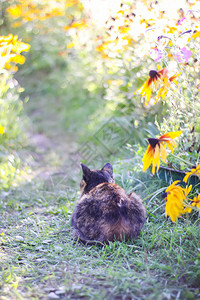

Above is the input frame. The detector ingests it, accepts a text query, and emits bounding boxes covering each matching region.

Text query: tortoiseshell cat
[71,163,146,244]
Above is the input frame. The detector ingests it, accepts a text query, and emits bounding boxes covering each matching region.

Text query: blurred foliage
[0,33,30,189]
[1,3,200,298]
[5,0,161,146]
[1,0,200,191]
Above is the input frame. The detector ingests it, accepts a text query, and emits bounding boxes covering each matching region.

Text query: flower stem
[143,187,166,202]
[171,153,194,167]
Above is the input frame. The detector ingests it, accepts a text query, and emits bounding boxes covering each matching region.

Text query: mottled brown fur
[71,163,146,244]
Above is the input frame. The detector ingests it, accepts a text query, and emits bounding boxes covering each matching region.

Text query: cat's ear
[101,163,113,176]
[81,163,91,181]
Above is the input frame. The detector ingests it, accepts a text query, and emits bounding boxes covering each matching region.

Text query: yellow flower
[155,71,181,102]
[11,40,30,53]
[12,21,22,28]
[65,0,80,8]
[9,54,26,64]
[158,131,182,153]
[0,125,5,134]
[191,31,200,39]
[7,0,80,24]
[142,131,182,174]
[183,163,200,183]
[191,195,200,209]
[0,34,30,71]
[184,194,200,214]
[118,26,130,34]
[167,26,178,34]
[66,42,75,49]
[7,5,22,19]
[63,19,87,31]
[164,181,192,222]
[135,68,181,105]
[134,69,164,105]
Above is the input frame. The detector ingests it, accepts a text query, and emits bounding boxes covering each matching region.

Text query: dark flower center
[162,192,168,199]
[148,138,160,148]
[149,70,160,79]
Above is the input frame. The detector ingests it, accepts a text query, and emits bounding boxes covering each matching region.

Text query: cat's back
[71,163,146,243]
[73,182,127,223]
[88,182,127,202]
[72,182,128,242]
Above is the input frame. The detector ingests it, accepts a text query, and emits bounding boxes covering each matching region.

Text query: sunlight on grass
[1,0,200,298]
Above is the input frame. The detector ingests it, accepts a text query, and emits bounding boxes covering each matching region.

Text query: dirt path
[17,71,81,185]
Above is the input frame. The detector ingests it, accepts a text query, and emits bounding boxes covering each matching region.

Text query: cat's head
[80,163,115,194]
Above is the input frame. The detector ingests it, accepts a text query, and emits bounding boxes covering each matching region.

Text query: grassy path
[17,68,78,180]
[1,58,200,300]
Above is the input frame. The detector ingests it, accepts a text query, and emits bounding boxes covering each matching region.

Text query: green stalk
[170,153,194,167]
[142,187,166,202]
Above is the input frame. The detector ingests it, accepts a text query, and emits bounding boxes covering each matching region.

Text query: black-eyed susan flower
[142,131,182,174]
[135,67,181,105]
[190,195,200,210]
[164,180,192,222]
[183,163,200,183]
[155,71,181,102]
[184,194,200,214]
[134,68,165,105]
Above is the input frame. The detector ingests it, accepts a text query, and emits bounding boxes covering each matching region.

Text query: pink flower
[150,48,163,62]
[176,47,191,63]
[178,17,186,26]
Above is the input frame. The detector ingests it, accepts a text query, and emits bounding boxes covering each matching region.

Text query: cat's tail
[72,228,105,246]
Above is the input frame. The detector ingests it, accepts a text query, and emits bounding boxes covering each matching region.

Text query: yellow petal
[184,184,192,196]
[173,79,178,87]
[166,180,180,190]
[185,207,192,213]
[155,86,166,101]
[160,143,167,163]
[12,41,30,53]
[166,140,176,153]
[142,145,153,172]
[9,54,25,64]
[142,145,152,162]
[152,144,160,174]
[134,80,149,95]
[191,31,200,39]
[0,125,5,134]
[183,173,191,183]
[160,131,182,140]
[144,87,152,105]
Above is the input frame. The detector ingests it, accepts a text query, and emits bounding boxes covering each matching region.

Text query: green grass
[1,93,200,300]
[1,170,200,299]
[1,19,200,300]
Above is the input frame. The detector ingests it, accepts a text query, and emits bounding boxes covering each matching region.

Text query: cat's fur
[71,163,146,244]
